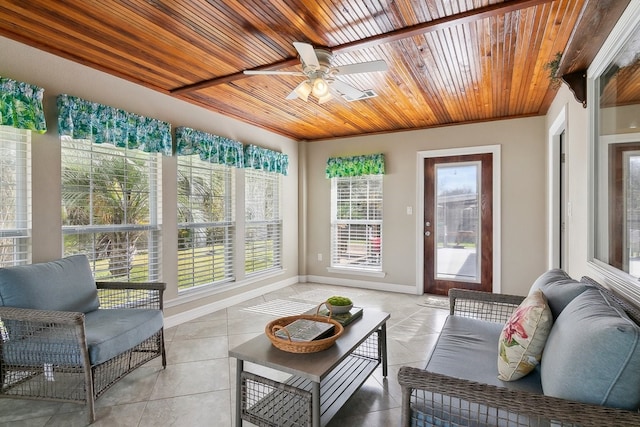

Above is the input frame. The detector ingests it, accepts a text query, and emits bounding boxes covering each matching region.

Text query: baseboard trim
[303,275,418,295]
[164,274,419,328]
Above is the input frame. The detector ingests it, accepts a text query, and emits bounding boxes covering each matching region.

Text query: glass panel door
[424,153,492,296]
[435,162,481,282]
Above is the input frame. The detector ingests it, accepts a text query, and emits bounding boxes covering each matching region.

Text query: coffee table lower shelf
[241,351,379,427]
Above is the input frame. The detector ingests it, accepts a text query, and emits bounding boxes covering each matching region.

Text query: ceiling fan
[243,42,388,103]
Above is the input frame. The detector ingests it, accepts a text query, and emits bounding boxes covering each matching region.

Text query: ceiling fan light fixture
[317,92,333,104]
[294,81,312,101]
[311,77,329,97]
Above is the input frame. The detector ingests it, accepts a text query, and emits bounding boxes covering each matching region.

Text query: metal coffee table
[229,309,390,427]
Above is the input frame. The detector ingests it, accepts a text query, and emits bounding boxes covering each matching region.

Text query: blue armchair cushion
[84,308,163,365]
[0,255,99,313]
[2,308,163,366]
[540,288,640,410]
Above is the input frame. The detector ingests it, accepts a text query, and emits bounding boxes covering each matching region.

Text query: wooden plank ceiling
[0,0,602,141]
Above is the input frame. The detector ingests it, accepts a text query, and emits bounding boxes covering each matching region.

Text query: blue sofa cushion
[425,316,543,394]
[2,308,163,367]
[528,269,592,320]
[413,316,543,427]
[84,308,163,365]
[0,255,99,313]
[540,288,640,410]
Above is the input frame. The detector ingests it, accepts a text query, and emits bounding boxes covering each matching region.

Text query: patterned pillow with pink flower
[498,290,553,381]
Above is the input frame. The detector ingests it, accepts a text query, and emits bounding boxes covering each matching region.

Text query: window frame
[177,155,235,291]
[61,137,162,282]
[0,125,31,267]
[329,174,384,275]
[587,1,640,302]
[244,168,282,276]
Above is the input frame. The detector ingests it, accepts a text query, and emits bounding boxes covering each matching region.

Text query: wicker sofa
[0,255,166,423]
[398,270,640,426]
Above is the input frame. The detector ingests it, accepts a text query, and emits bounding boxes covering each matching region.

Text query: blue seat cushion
[2,308,163,367]
[425,316,543,394]
[84,308,163,365]
[0,255,99,313]
[412,316,543,426]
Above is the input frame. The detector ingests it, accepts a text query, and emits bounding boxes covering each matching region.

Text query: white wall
[545,85,589,279]
[4,31,609,317]
[0,36,299,319]
[302,117,548,296]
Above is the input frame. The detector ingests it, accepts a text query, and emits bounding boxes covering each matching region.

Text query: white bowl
[326,303,353,314]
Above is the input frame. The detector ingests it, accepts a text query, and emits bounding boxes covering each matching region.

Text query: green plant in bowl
[326,295,353,314]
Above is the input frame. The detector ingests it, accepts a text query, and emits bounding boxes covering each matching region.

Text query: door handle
[425,231,431,237]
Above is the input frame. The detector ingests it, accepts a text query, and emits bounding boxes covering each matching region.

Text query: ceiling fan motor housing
[302,48,333,75]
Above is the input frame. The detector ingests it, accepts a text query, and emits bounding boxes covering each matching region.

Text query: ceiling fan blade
[331,80,366,100]
[293,42,320,69]
[243,70,305,76]
[333,60,388,75]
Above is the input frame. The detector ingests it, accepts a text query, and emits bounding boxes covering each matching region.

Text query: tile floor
[0,282,449,427]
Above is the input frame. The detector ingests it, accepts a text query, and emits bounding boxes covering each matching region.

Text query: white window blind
[61,138,161,281]
[245,169,282,275]
[331,175,383,271]
[0,126,30,267]
[177,156,235,290]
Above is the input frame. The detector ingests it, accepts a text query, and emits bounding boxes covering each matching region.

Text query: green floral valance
[244,144,289,175]
[0,76,47,133]
[326,153,385,178]
[57,94,172,155]
[175,127,244,168]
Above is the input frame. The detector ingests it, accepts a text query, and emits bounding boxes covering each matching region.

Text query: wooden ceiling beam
[170,0,552,94]
[171,57,301,95]
[557,0,630,76]
[333,0,552,54]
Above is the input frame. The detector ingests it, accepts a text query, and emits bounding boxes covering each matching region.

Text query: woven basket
[266,310,344,353]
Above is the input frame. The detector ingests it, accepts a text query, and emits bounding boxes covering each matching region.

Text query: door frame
[415,145,501,295]
[548,105,567,270]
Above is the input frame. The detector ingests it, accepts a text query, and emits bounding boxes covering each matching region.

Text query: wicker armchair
[0,256,166,424]
[398,285,640,427]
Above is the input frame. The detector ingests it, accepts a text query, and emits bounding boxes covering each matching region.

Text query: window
[177,156,235,290]
[245,168,281,275]
[0,126,30,267]
[590,4,640,283]
[331,174,383,271]
[61,138,161,281]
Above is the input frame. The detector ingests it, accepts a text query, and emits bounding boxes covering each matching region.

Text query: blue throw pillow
[528,269,592,319]
[540,288,640,410]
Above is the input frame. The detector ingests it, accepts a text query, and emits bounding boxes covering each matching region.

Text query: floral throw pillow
[498,290,553,381]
